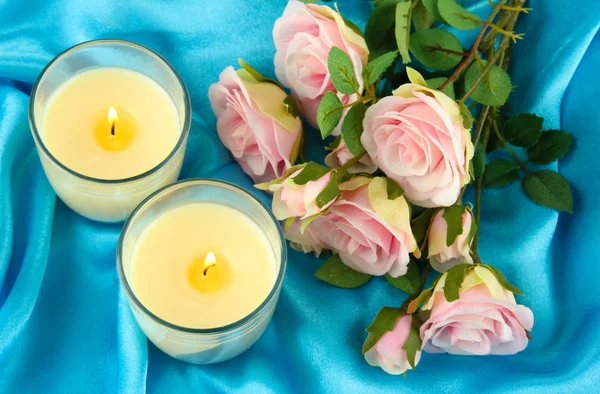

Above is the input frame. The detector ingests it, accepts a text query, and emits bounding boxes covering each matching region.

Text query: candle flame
[203,252,216,276]
[108,107,118,124]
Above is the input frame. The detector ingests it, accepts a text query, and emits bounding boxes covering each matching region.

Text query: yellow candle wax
[41,67,180,180]
[130,202,277,329]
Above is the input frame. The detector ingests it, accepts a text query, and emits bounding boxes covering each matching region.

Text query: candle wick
[203,266,211,276]
[110,123,115,136]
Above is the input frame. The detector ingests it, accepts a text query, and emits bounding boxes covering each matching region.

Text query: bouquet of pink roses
[209,0,573,375]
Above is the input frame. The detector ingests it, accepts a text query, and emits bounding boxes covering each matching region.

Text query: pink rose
[267,168,335,220]
[365,314,421,375]
[285,217,326,256]
[273,0,369,131]
[420,266,534,355]
[209,66,302,183]
[428,208,474,272]
[325,139,377,174]
[314,177,418,277]
[361,81,474,208]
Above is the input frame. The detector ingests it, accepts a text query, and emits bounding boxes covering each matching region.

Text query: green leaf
[365,0,399,54]
[482,159,520,188]
[411,208,436,246]
[413,2,435,31]
[363,306,404,353]
[442,205,466,247]
[317,92,343,138]
[292,162,331,185]
[237,58,280,86]
[467,208,477,244]
[422,0,444,21]
[316,176,341,208]
[284,217,295,231]
[384,259,419,293]
[473,141,486,180]
[402,316,423,369]
[437,0,482,30]
[341,102,367,155]
[395,1,412,64]
[464,61,512,106]
[282,95,299,118]
[458,100,474,129]
[482,264,524,296]
[409,28,464,70]
[406,67,428,87]
[328,46,360,95]
[503,113,543,148]
[316,254,372,289]
[487,110,508,152]
[443,264,472,302]
[426,77,455,99]
[407,286,433,313]
[362,50,398,86]
[386,177,404,199]
[527,130,572,164]
[523,170,573,213]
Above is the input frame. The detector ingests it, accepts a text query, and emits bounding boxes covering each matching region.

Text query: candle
[118,179,286,364]
[130,202,276,328]
[29,40,191,222]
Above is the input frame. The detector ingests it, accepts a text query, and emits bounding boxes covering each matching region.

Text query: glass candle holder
[117,179,287,364]
[29,39,191,223]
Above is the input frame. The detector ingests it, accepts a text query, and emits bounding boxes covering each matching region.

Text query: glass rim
[28,38,192,184]
[116,178,288,334]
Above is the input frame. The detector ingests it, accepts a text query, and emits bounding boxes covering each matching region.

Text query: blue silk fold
[1,0,599,392]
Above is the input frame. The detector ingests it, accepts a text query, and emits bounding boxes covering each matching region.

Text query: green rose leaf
[282,95,299,118]
[317,91,343,138]
[384,258,420,293]
[413,2,435,31]
[328,46,361,95]
[386,177,404,199]
[487,110,508,152]
[527,129,572,164]
[437,0,482,30]
[316,176,341,208]
[443,263,472,302]
[402,316,423,369]
[316,254,372,289]
[411,208,436,246]
[237,58,280,86]
[292,162,331,185]
[363,306,404,353]
[482,159,520,188]
[341,102,367,155]
[464,61,512,106]
[395,1,412,64]
[523,170,574,213]
[407,286,433,314]
[473,141,486,180]
[427,77,455,99]
[503,113,543,148]
[362,50,399,86]
[481,264,524,296]
[365,0,400,57]
[409,28,464,70]
[442,205,466,247]
[422,0,444,21]
[458,100,474,129]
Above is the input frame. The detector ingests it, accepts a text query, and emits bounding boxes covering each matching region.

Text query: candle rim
[116,178,288,333]
[29,39,192,184]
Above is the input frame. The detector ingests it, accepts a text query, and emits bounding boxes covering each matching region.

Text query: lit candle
[30,40,190,222]
[118,180,286,364]
[130,202,276,328]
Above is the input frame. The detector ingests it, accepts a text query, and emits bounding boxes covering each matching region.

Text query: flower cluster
[207,0,558,377]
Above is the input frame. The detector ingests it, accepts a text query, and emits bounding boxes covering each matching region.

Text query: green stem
[472,120,493,252]
[492,118,530,173]
[338,150,367,174]
[472,105,491,145]
[400,263,431,311]
[341,96,373,109]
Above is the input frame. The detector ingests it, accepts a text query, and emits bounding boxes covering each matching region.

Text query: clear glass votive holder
[117,179,287,364]
[29,39,191,223]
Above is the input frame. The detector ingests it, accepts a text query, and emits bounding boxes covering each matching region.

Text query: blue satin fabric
[1,0,599,392]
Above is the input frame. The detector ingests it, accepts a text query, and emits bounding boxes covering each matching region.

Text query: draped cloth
[1,0,599,392]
